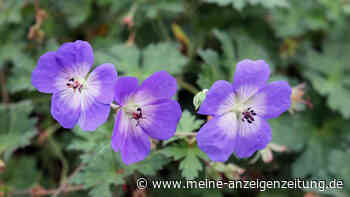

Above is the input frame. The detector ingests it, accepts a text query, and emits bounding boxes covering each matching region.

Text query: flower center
[132,107,143,120]
[66,77,86,93]
[230,95,257,124]
[123,104,145,127]
[241,107,257,124]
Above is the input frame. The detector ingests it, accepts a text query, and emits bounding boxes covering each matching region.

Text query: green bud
[193,89,208,110]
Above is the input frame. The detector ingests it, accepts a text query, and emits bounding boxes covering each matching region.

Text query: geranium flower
[32,40,117,131]
[111,71,182,164]
[196,59,291,161]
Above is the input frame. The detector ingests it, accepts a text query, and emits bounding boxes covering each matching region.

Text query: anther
[241,107,257,124]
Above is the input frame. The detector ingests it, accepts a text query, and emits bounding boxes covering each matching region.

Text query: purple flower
[196,59,291,161]
[111,71,182,165]
[32,40,117,131]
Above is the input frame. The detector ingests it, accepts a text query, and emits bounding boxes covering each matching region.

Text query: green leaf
[67,123,112,159]
[94,44,140,74]
[95,42,188,80]
[118,151,171,176]
[270,0,327,37]
[234,35,271,63]
[69,122,170,197]
[73,149,170,197]
[142,42,188,76]
[0,156,39,190]
[177,110,203,132]
[164,110,203,145]
[71,149,125,197]
[197,62,225,89]
[0,101,37,160]
[161,142,208,179]
[56,0,93,27]
[305,40,350,119]
[89,183,112,197]
[270,114,312,151]
[290,118,350,190]
[328,150,350,192]
[0,0,26,25]
[0,43,36,92]
[204,0,289,11]
[197,30,274,89]
[213,30,235,66]
[198,49,220,66]
[292,137,324,178]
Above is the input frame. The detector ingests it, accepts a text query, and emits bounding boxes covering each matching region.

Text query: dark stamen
[241,107,257,124]
[132,108,145,127]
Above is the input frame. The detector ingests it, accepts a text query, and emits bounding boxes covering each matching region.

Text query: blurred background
[0,0,349,197]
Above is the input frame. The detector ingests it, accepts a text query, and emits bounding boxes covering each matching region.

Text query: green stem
[176,77,200,94]
[174,132,197,137]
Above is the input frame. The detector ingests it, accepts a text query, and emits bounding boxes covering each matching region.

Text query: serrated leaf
[305,40,350,119]
[164,110,203,145]
[290,118,350,183]
[89,183,112,197]
[0,101,37,160]
[73,149,169,197]
[95,42,188,80]
[71,149,125,188]
[177,110,203,132]
[94,44,140,74]
[67,124,112,154]
[270,0,327,37]
[270,114,312,151]
[161,142,208,179]
[117,151,171,176]
[143,42,188,76]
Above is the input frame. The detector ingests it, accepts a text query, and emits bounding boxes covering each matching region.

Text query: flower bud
[193,89,208,110]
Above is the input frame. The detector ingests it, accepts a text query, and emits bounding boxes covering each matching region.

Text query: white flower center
[231,96,257,124]
[66,76,87,93]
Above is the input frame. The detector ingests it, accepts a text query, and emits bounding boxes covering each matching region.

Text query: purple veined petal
[197,80,235,116]
[32,52,64,93]
[196,112,238,162]
[246,81,292,119]
[139,98,182,140]
[78,92,111,131]
[86,63,118,104]
[134,71,177,105]
[232,59,270,101]
[114,76,139,106]
[111,109,151,165]
[51,89,81,129]
[233,115,272,158]
[55,40,94,77]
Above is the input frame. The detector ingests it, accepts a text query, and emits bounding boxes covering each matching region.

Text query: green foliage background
[0,0,349,196]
